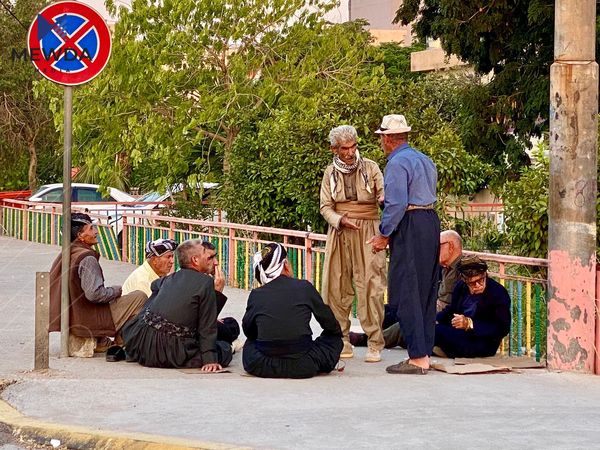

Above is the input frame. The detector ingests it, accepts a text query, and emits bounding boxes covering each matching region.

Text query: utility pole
[548,0,598,372]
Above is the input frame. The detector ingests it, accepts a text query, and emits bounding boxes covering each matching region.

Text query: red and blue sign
[27,1,111,86]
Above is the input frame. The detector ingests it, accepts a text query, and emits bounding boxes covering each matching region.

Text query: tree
[394,1,599,173]
[55,0,348,194]
[47,0,495,232]
[0,0,59,190]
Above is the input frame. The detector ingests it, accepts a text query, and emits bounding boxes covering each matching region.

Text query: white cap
[375,114,411,134]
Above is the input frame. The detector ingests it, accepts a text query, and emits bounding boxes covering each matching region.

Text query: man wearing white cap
[368,114,440,375]
[122,238,179,297]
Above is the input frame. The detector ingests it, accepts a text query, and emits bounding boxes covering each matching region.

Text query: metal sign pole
[60,85,73,358]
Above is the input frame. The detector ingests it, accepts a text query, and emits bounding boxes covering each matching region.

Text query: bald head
[439,230,462,267]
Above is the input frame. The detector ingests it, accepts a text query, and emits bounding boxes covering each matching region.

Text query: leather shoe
[348,331,368,347]
[386,360,428,375]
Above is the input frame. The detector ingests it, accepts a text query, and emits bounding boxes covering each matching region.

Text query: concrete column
[548,0,598,372]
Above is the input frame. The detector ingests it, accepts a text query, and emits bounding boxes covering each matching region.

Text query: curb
[0,397,249,450]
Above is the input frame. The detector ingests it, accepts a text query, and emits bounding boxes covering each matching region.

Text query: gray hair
[329,125,358,147]
[176,239,205,269]
[441,230,462,250]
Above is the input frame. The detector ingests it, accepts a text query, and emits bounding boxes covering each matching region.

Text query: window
[75,188,115,202]
[40,189,63,202]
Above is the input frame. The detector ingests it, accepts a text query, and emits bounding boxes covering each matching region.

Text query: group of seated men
[49,213,511,378]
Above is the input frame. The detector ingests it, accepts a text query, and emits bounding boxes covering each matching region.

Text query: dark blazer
[437,277,511,352]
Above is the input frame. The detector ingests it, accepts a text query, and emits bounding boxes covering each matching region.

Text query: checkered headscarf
[145,239,178,258]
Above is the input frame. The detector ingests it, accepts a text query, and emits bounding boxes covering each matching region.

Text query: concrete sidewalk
[1,236,600,449]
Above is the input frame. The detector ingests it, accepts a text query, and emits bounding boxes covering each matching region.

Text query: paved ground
[2,236,600,449]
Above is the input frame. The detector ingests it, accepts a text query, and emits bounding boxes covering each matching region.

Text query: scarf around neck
[330,149,372,201]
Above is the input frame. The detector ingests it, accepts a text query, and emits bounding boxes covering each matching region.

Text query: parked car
[28,183,134,205]
[28,183,136,233]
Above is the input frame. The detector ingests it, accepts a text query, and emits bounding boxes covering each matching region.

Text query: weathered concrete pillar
[548,0,598,372]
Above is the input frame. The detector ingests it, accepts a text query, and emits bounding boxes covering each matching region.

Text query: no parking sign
[27,1,111,86]
[27,2,113,357]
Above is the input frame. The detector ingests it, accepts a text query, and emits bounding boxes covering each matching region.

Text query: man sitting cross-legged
[123,239,240,347]
[434,255,511,358]
[122,239,233,371]
[242,243,343,379]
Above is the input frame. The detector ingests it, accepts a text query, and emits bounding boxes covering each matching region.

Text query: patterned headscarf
[145,238,179,259]
[253,243,287,285]
[330,148,372,201]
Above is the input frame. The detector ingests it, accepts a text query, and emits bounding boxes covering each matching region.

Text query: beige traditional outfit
[320,156,386,353]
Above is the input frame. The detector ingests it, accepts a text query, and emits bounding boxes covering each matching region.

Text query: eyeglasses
[440,241,449,246]
[463,275,486,288]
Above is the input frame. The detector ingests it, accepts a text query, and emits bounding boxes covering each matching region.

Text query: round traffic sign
[27,1,112,86]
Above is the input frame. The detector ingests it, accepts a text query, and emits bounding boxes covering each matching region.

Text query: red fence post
[595,268,600,375]
[305,234,312,283]
[228,228,235,286]
[121,216,129,262]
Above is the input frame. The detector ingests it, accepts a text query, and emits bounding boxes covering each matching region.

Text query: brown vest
[49,241,116,337]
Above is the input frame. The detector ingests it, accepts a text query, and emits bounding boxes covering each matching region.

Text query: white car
[28,183,135,233]
[28,183,135,205]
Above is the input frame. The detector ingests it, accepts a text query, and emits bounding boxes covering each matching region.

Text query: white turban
[253,243,286,285]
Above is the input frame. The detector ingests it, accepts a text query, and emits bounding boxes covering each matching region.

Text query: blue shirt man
[369,114,440,375]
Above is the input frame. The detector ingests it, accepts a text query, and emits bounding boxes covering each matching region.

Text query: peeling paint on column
[547,250,595,372]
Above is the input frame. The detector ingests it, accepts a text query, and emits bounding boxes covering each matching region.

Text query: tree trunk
[223,126,239,176]
[28,141,38,191]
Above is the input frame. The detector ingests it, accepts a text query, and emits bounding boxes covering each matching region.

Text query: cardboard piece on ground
[177,368,231,374]
[432,361,510,374]
[455,355,545,369]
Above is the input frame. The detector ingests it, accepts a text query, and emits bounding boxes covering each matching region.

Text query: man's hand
[367,234,389,253]
[213,266,225,292]
[200,363,223,372]
[451,314,471,330]
[339,215,360,230]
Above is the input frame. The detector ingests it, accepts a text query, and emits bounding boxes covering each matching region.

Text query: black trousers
[242,335,343,379]
[388,209,440,359]
[217,317,240,344]
[435,324,500,358]
[185,340,233,368]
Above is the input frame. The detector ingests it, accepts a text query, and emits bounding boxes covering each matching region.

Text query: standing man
[368,114,440,375]
[350,230,463,348]
[122,238,178,296]
[320,125,386,363]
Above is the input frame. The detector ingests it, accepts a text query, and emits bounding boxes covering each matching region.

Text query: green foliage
[394,0,590,174]
[502,142,549,258]
[452,216,505,253]
[42,0,495,234]
[0,0,59,190]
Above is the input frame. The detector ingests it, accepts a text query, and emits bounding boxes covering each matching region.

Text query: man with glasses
[320,125,386,363]
[433,255,511,358]
[436,230,464,311]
